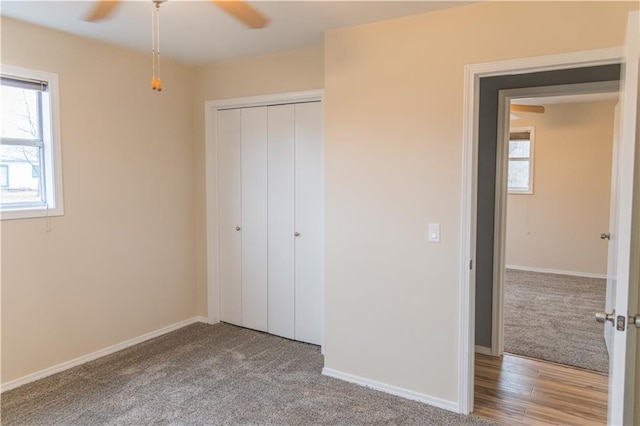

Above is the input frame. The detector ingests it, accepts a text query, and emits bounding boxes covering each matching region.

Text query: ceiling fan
[510,104,545,113]
[85,0,270,91]
[85,0,270,29]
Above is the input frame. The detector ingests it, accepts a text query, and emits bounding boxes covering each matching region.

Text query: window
[508,127,534,194]
[1,65,63,219]
[0,165,8,188]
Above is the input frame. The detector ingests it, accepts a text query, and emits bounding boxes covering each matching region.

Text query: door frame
[492,80,621,358]
[458,48,623,415]
[204,90,324,325]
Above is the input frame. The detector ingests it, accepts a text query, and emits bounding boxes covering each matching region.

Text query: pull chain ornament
[151,0,163,91]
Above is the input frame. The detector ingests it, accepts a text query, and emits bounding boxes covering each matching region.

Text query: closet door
[218,109,242,326]
[241,107,269,332]
[294,101,323,345]
[267,105,296,339]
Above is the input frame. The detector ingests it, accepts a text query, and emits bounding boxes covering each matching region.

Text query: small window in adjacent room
[0,164,9,188]
[508,128,534,194]
[1,65,63,219]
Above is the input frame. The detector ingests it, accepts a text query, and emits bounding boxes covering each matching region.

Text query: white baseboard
[505,264,606,279]
[193,315,210,324]
[475,345,493,355]
[322,367,459,413]
[1,316,209,393]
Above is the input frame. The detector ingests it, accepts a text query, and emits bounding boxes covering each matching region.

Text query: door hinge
[616,315,626,331]
[470,259,473,270]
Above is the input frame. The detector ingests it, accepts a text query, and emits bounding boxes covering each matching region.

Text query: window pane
[508,160,530,190]
[0,145,43,205]
[1,85,40,140]
[509,140,530,158]
[0,165,8,187]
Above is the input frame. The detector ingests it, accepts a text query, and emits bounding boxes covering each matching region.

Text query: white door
[241,107,269,332]
[267,104,296,339]
[218,109,242,326]
[604,11,639,426]
[294,101,324,345]
[604,103,620,354]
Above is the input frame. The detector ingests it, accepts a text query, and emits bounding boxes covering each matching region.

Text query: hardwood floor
[473,353,608,425]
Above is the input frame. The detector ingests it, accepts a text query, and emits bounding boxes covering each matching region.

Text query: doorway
[456,47,626,417]
[461,15,640,423]
[475,80,621,425]
[472,68,621,357]
[499,87,619,375]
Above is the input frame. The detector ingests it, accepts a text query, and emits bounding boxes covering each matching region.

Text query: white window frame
[1,65,64,220]
[507,126,535,194]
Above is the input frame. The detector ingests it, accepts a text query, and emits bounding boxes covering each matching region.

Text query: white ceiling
[1,1,474,65]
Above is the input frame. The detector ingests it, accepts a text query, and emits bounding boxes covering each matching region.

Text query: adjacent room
[1,1,639,425]
[503,94,617,374]
[471,92,619,424]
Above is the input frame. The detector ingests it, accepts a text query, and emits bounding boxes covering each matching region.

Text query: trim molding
[506,265,606,279]
[475,346,493,356]
[0,316,208,393]
[458,46,624,416]
[204,90,324,110]
[321,368,458,413]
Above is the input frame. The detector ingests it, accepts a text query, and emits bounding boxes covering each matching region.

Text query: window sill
[1,206,64,221]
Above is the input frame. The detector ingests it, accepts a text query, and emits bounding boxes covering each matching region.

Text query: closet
[217,101,323,346]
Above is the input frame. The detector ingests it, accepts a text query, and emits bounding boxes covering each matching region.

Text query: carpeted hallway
[504,269,609,373]
[1,323,493,425]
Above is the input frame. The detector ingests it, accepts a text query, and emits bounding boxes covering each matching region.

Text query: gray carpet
[504,269,609,373]
[1,323,493,425]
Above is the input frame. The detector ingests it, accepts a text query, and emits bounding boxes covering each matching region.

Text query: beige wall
[191,46,324,317]
[323,1,636,405]
[506,101,617,276]
[1,18,197,383]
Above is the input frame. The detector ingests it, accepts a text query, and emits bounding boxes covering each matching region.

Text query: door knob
[600,233,611,240]
[235,226,241,231]
[294,232,300,237]
[596,311,615,324]
[630,314,640,329]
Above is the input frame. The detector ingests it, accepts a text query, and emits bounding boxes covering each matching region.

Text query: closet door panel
[241,107,269,332]
[218,109,242,326]
[294,102,324,345]
[267,105,296,339]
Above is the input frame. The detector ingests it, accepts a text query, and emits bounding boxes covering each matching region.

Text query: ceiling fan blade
[84,0,122,22]
[510,104,545,114]
[211,0,270,29]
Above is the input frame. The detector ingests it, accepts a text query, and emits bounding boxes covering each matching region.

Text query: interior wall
[323,1,636,406]
[191,46,324,317]
[506,100,616,276]
[0,18,197,383]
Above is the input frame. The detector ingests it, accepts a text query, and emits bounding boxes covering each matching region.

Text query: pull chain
[156,1,162,91]
[150,1,162,92]
[151,1,156,90]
